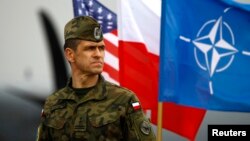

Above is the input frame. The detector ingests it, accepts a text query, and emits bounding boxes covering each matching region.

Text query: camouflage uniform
[36,75,156,141]
[36,16,156,141]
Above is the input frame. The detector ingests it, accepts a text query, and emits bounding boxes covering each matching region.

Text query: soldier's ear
[64,48,75,63]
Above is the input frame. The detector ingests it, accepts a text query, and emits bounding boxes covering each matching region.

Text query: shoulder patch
[140,120,151,135]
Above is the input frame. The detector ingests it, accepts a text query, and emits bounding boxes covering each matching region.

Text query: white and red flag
[117,0,206,140]
[117,0,160,124]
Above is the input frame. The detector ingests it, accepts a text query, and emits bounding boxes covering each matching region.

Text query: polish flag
[132,102,141,111]
[117,0,206,140]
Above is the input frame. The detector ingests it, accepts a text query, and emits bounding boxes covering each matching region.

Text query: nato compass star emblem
[179,8,250,95]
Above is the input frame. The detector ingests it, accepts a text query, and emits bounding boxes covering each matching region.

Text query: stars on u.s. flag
[97,7,103,14]
[107,13,112,20]
[73,0,117,33]
[88,0,93,7]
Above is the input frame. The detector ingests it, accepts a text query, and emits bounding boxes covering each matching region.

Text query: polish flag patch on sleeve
[132,102,141,111]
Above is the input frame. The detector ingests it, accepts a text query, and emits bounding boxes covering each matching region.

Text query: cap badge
[94,27,102,40]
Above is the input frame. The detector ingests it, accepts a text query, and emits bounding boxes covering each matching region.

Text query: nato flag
[159,0,250,112]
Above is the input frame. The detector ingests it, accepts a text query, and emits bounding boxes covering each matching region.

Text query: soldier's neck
[71,73,99,89]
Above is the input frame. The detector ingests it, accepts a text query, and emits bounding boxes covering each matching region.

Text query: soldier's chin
[92,69,103,74]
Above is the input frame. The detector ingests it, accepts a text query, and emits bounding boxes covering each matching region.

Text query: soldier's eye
[99,46,105,51]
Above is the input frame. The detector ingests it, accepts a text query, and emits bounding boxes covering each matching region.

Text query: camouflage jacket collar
[60,75,107,102]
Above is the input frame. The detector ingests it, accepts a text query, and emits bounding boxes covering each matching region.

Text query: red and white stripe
[102,30,119,85]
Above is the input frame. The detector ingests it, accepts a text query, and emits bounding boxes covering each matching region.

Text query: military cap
[64,16,103,42]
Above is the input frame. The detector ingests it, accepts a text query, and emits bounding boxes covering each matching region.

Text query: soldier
[36,16,156,141]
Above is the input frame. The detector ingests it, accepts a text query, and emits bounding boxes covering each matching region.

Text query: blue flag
[159,0,250,112]
[222,0,250,11]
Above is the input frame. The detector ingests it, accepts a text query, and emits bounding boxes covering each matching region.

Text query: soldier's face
[71,40,105,75]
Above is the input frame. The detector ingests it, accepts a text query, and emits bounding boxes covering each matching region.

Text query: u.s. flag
[73,0,119,85]
[159,0,250,111]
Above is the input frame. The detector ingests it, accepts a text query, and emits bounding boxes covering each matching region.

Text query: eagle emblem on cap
[94,27,102,40]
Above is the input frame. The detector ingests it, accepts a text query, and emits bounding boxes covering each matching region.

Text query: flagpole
[157,102,163,141]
